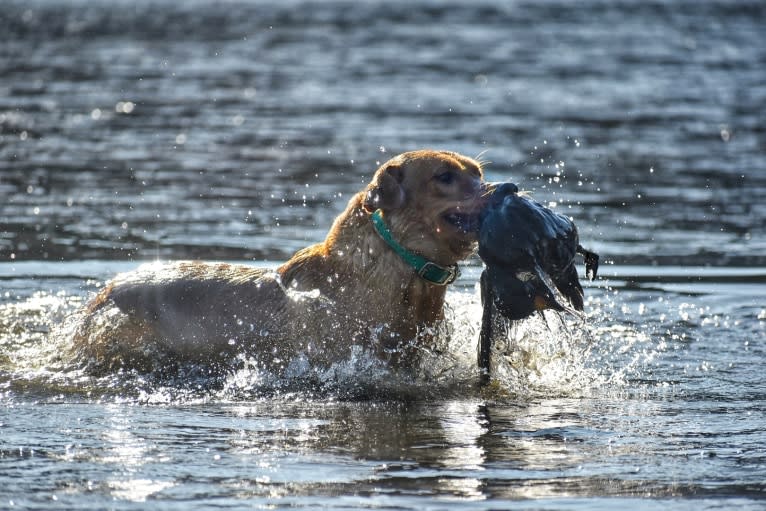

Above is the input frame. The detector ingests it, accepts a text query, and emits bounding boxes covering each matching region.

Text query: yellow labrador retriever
[72,150,488,374]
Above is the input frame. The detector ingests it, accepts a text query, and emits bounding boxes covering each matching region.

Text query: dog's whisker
[474,149,492,168]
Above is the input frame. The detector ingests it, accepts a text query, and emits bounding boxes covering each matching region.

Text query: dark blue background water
[1,1,765,509]
[2,0,764,265]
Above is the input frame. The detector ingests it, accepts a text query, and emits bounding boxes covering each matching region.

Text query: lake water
[1,0,765,509]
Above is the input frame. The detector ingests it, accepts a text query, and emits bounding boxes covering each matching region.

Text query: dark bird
[477,182,599,381]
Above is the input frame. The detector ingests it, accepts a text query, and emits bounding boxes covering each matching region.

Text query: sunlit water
[2,262,764,508]
[2,0,766,509]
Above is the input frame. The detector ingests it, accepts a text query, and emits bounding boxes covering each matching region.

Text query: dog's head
[363,150,488,264]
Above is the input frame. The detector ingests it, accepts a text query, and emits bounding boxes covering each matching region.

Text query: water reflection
[108,479,176,502]
[211,399,713,500]
[438,401,487,471]
[101,408,149,467]
[98,407,174,501]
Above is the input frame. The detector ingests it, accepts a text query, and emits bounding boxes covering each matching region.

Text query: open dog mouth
[441,209,481,233]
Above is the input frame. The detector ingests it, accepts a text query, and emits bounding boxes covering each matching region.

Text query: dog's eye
[435,171,455,185]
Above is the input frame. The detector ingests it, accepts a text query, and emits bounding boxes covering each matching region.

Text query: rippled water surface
[1,0,765,509]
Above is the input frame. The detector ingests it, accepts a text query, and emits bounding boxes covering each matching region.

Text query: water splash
[0,280,659,404]
[0,290,93,401]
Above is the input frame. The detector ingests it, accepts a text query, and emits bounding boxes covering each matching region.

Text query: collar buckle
[417,261,459,286]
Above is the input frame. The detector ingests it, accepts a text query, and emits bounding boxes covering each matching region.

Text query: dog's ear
[363,164,405,212]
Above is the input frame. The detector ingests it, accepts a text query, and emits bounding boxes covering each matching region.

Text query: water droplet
[115,101,135,114]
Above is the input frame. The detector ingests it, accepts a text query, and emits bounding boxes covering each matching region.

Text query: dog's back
[72,262,298,373]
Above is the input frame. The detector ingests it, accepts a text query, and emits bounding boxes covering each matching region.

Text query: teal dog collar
[370,209,459,286]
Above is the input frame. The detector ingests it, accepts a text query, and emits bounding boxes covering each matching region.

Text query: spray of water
[0,280,657,404]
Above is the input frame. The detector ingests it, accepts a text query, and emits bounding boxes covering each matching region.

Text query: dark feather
[477,182,599,379]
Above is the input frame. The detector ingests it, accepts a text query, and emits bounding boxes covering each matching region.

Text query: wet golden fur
[71,150,487,374]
